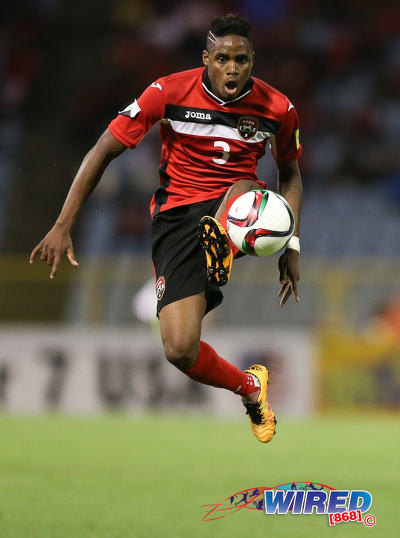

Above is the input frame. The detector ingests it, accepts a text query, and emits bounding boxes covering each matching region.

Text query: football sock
[218,193,243,257]
[186,341,259,396]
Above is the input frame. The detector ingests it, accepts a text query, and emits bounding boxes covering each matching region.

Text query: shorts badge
[237,116,259,141]
[156,276,166,301]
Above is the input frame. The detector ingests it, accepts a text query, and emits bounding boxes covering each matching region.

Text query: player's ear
[202,50,209,66]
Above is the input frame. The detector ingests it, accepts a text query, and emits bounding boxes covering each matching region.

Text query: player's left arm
[277,159,303,307]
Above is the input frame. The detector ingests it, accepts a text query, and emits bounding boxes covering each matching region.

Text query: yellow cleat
[243,365,277,443]
[199,216,233,286]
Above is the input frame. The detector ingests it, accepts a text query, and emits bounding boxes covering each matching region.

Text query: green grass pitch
[0,412,398,538]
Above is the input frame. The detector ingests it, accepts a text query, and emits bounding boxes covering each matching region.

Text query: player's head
[202,14,254,102]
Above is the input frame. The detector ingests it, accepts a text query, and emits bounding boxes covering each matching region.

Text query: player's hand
[29,224,79,279]
[278,249,300,307]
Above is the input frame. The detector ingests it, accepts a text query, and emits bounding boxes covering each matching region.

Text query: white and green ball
[227,189,295,256]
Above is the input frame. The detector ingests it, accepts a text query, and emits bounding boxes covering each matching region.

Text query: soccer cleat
[242,365,277,443]
[199,216,233,286]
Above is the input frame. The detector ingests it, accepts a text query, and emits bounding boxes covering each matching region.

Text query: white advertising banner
[0,327,315,417]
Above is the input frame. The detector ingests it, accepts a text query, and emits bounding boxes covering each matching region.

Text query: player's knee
[163,337,199,371]
[215,179,260,221]
[228,179,259,198]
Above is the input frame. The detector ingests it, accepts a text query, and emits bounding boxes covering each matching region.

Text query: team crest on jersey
[237,116,259,141]
[156,276,166,301]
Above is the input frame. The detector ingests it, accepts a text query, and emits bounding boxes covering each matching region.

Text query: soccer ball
[227,190,295,256]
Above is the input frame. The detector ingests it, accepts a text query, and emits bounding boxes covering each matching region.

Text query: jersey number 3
[213,141,230,165]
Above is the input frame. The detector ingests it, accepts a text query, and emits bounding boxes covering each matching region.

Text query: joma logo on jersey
[237,116,259,140]
[185,110,212,120]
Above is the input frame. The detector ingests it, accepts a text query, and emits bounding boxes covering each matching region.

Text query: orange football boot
[242,365,277,443]
[199,216,233,286]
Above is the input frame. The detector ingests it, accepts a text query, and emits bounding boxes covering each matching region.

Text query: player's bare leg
[199,179,260,287]
[159,294,206,371]
[159,293,276,442]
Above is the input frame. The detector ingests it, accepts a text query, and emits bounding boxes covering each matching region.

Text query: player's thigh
[215,179,260,220]
[159,293,207,370]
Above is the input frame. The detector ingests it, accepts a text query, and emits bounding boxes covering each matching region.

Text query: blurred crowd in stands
[1,0,399,255]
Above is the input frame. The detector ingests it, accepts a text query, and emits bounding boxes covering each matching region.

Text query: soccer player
[30,14,302,443]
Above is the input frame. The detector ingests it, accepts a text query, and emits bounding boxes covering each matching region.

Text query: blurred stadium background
[0,1,399,537]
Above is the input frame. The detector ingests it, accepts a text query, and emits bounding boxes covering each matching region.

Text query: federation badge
[155,276,166,301]
[237,116,259,141]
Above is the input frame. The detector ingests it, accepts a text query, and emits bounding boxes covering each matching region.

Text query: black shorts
[152,194,226,316]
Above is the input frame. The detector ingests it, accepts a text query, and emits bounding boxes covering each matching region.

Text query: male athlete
[30,15,302,443]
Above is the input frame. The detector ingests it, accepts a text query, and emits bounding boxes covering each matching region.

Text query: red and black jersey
[108,67,302,217]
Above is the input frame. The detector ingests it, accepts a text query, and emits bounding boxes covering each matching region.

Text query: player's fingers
[291,278,300,303]
[40,245,48,261]
[66,247,79,267]
[280,282,292,307]
[30,242,43,264]
[278,278,289,297]
[50,254,61,279]
[280,288,291,307]
[46,248,54,266]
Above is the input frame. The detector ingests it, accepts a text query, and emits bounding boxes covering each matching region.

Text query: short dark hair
[207,14,253,49]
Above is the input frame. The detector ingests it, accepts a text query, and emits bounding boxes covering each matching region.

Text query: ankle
[237,372,260,400]
[242,388,260,404]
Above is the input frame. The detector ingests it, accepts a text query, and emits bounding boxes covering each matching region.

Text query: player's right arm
[29,129,126,279]
[31,76,166,278]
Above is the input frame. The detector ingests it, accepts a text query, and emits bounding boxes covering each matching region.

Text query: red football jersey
[108,67,302,217]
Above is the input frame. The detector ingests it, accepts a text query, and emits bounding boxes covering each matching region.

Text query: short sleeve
[275,104,302,164]
[108,78,166,148]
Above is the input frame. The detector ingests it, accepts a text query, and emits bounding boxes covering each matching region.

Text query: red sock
[186,341,258,397]
[218,193,243,258]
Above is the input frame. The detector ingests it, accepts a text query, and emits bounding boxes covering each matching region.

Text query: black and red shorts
[152,194,225,316]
